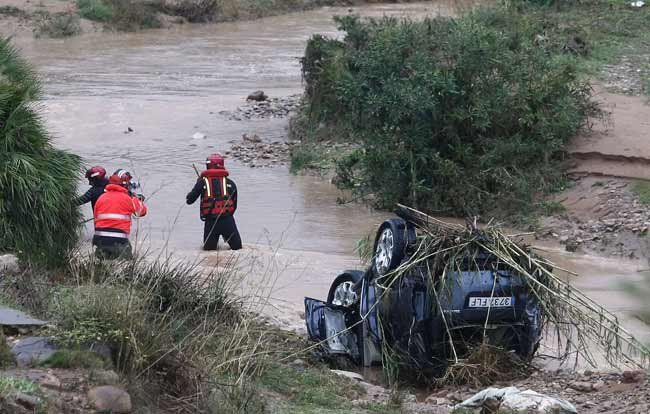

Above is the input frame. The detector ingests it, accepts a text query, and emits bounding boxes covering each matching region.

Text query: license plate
[468,297,513,308]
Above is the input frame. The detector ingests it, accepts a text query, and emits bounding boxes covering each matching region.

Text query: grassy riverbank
[290,0,650,223]
[0,0,419,38]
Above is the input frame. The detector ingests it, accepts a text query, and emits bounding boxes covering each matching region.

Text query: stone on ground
[10,336,58,367]
[91,369,120,385]
[88,385,132,413]
[0,307,46,327]
[0,254,19,274]
[247,90,268,101]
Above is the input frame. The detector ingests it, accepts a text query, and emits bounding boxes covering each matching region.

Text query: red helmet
[206,153,225,169]
[85,166,106,180]
[108,169,133,187]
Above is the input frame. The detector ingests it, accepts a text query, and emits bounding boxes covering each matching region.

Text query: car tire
[372,218,409,276]
[327,270,364,305]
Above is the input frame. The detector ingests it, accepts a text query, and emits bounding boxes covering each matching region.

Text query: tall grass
[1,251,300,412]
[0,37,81,265]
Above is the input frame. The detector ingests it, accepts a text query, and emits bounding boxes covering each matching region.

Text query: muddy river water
[19,1,649,365]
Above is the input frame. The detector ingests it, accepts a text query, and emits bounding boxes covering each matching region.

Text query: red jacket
[93,184,147,236]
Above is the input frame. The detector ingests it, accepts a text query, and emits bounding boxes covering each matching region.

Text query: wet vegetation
[74,0,344,32]
[33,11,82,38]
[0,37,81,265]
[292,0,650,221]
[295,8,597,219]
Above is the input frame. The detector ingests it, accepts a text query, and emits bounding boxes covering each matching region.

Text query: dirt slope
[568,87,650,180]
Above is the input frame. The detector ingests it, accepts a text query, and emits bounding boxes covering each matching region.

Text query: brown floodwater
[20,1,649,367]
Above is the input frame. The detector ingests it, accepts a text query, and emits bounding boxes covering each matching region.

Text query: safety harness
[200,168,235,220]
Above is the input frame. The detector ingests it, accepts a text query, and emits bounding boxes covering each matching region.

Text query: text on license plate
[468,297,513,308]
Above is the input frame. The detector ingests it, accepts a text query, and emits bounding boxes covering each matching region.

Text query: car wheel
[327,271,363,306]
[372,218,409,276]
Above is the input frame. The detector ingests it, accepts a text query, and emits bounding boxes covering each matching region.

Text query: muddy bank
[540,176,650,259]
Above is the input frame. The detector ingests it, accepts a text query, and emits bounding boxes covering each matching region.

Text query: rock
[247,90,268,101]
[330,369,364,382]
[39,372,61,390]
[10,336,57,367]
[192,132,206,140]
[569,381,594,392]
[592,380,606,391]
[83,341,113,360]
[0,254,20,274]
[14,393,40,410]
[242,133,261,143]
[564,238,580,252]
[424,395,452,405]
[88,386,132,414]
[622,370,644,383]
[91,370,120,385]
[288,359,307,369]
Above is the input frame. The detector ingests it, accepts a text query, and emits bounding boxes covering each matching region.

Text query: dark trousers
[93,236,133,260]
[203,215,242,251]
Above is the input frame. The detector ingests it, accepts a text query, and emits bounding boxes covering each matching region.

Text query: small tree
[299,11,597,219]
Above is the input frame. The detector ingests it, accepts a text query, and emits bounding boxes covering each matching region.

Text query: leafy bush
[298,11,597,218]
[77,0,162,30]
[0,37,81,265]
[167,0,219,23]
[34,11,82,38]
[106,0,162,30]
[77,0,115,22]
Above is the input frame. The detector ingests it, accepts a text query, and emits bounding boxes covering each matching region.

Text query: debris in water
[192,132,206,140]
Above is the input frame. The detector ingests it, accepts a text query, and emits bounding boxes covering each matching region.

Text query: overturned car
[305,206,545,374]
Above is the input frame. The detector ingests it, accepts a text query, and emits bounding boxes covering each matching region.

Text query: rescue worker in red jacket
[186,154,242,251]
[93,169,147,259]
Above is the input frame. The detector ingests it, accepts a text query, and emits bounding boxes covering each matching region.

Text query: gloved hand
[136,193,146,202]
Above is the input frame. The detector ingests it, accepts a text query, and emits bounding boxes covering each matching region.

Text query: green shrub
[298,11,596,218]
[168,0,219,23]
[34,11,82,38]
[77,0,115,22]
[106,0,162,30]
[41,349,109,369]
[0,37,81,265]
[77,0,162,30]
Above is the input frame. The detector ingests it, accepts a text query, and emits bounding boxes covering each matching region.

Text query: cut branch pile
[378,205,650,382]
